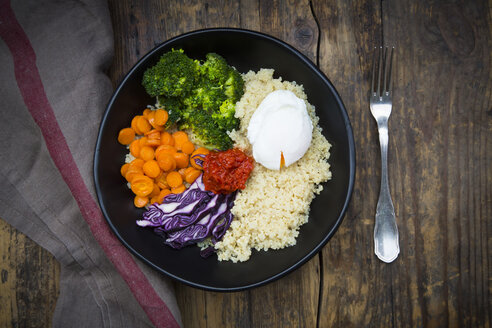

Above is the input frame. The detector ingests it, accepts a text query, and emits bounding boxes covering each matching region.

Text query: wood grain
[1,0,491,327]
[313,0,492,327]
[0,219,60,328]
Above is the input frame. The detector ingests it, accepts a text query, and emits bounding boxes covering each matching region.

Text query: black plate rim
[94,27,356,292]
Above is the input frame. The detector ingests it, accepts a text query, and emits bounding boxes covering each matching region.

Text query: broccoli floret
[212,99,239,132]
[201,53,245,103]
[142,50,245,150]
[200,53,231,84]
[180,108,234,150]
[142,49,200,98]
[182,79,226,112]
[223,69,245,103]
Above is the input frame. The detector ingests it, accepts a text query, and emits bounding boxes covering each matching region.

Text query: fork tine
[383,47,388,93]
[386,47,394,93]
[377,46,383,97]
[371,47,377,95]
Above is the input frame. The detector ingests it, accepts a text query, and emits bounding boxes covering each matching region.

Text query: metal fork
[370,46,399,263]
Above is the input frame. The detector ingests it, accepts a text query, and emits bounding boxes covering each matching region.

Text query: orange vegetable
[142,108,152,118]
[125,168,143,182]
[131,116,143,135]
[155,173,169,189]
[129,139,141,158]
[145,129,161,140]
[145,129,162,146]
[120,163,130,177]
[150,183,161,197]
[147,139,161,147]
[171,184,186,194]
[158,188,172,201]
[190,147,210,170]
[118,128,136,145]
[134,195,149,208]
[172,131,189,150]
[166,171,183,188]
[160,132,175,146]
[137,116,152,134]
[143,160,161,178]
[185,168,202,184]
[131,175,154,197]
[154,109,168,126]
[173,152,189,169]
[155,145,177,159]
[129,158,145,169]
[181,141,195,154]
[138,136,148,147]
[157,153,176,172]
[139,146,155,161]
[178,168,187,179]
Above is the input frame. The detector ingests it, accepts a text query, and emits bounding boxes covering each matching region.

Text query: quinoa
[214,69,332,262]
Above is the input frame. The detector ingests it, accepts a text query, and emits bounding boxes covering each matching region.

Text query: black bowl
[94,28,355,291]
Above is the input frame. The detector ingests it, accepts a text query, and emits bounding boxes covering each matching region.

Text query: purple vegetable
[164,194,231,249]
[137,174,237,254]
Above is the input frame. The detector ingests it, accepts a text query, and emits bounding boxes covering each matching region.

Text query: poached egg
[247,90,313,170]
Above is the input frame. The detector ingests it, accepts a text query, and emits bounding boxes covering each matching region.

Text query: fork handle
[374,122,400,263]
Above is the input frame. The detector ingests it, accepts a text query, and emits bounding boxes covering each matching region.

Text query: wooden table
[1,1,491,326]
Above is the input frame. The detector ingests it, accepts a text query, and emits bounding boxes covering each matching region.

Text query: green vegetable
[143,50,245,150]
[142,49,201,98]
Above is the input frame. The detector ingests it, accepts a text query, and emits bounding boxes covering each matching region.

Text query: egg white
[247,90,313,170]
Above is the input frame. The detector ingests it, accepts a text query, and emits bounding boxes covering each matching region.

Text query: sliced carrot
[142,108,152,118]
[185,168,202,184]
[178,168,187,179]
[137,116,152,134]
[181,141,195,154]
[147,139,161,147]
[131,116,143,135]
[190,147,210,170]
[184,166,195,175]
[172,131,189,150]
[138,136,148,147]
[125,168,144,182]
[129,158,145,169]
[160,132,175,146]
[158,188,172,201]
[173,152,189,169]
[118,128,136,145]
[155,144,177,159]
[154,109,169,126]
[155,173,169,189]
[171,184,186,194]
[134,195,149,208]
[131,175,154,197]
[166,171,183,188]
[143,160,161,178]
[120,163,130,177]
[145,129,161,140]
[129,139,141,158]
[150,195,161,205]
[157,153,176,172]
[149,183,161,197]
[139,146,155,161]
[147,111,164,130]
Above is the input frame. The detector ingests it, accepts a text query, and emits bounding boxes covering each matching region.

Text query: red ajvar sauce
[202,148,254,194]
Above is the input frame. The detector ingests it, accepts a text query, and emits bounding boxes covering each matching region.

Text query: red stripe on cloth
[0,2,179,327]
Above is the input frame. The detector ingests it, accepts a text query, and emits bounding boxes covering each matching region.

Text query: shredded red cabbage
[137,174,236,253]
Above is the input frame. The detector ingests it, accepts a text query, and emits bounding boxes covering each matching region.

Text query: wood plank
[381,1,492,327]
[311,0,387,326]
[0,219,60,328]
[314,0,492,326]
